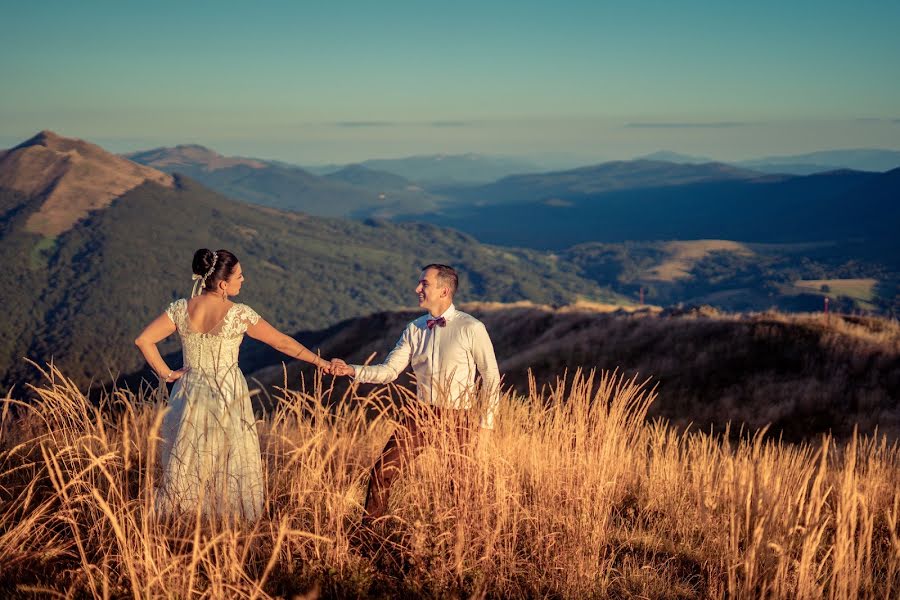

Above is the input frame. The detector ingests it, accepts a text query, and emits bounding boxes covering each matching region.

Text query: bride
[134,248,332,520]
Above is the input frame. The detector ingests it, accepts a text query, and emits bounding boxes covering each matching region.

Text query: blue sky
[2,0,899,164]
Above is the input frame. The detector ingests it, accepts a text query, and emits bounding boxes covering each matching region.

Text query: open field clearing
[794,279,878,306]
[644,240,754,281]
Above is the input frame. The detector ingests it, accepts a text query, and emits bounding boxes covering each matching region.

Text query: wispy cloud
[334,120,471,128]
[854,117,900,123]
[335,121,395,128]
[431,120,469,127]
[625,121,748,129]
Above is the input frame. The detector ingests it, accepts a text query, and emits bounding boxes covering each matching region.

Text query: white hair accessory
[190,252,219,298]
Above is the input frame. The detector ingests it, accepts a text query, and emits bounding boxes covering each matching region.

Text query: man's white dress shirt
[351,304,501,429]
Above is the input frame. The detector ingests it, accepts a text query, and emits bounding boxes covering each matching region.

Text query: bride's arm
[135,313,186,382]
[245,318,331,371]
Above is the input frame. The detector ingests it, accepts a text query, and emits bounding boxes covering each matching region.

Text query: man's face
[416,268,447,310]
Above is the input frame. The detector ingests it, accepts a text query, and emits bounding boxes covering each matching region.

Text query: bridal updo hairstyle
[192,248,239,292]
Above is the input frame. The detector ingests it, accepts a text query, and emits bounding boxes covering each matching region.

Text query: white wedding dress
[157,298,265,520]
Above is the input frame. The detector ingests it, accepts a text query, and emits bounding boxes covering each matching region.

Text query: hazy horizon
[2,1,899,165]
[4,121,900,170]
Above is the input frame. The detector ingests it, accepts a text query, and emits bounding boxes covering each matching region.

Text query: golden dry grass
[463,300,659,314]
[1,364,899,598]
[794,279,878,307]
[643,240,754,282]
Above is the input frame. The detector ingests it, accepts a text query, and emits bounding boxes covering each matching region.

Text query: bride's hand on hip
[166,367,190,382]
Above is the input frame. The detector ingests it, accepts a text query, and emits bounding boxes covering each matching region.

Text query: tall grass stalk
[0,365,897,598]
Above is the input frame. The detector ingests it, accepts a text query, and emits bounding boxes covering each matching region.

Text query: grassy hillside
[247,303,900,441]
[1,368,897,597]
[561,240,900,315]
[0,177,619,392]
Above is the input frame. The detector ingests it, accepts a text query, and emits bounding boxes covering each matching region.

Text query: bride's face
[224,263,244,296]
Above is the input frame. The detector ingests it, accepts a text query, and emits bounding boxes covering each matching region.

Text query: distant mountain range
[126,144,900,218]
[409,162,900,249]
[126,144,269,171]
[635,150,714,164]
[323,163,414,190]
[735,149,900,174]
[307,153,543,185]
[310,147,900,181]
[428,159,769,206]
[127,145,442,217]
[632,148,900,175]
[0,132,621,391]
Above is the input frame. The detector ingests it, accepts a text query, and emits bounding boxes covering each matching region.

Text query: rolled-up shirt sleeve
[351,326,413,384]
[471,322,501,429]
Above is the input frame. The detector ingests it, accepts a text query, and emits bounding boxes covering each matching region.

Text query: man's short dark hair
[422,264,458,297]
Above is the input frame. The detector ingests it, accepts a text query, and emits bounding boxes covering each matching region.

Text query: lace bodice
[166,299,260,375]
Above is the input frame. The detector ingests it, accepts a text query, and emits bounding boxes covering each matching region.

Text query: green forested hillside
[0,177,618,391]
[0,188,53,387]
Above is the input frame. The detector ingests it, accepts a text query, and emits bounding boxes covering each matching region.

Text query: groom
[331,264,501,519]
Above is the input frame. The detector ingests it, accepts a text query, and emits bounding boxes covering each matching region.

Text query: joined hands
[328,358,355,377]
[313,358,354,376]
[314,358,353,376]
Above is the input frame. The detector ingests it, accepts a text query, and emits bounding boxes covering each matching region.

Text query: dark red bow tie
[427,317,446,330]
